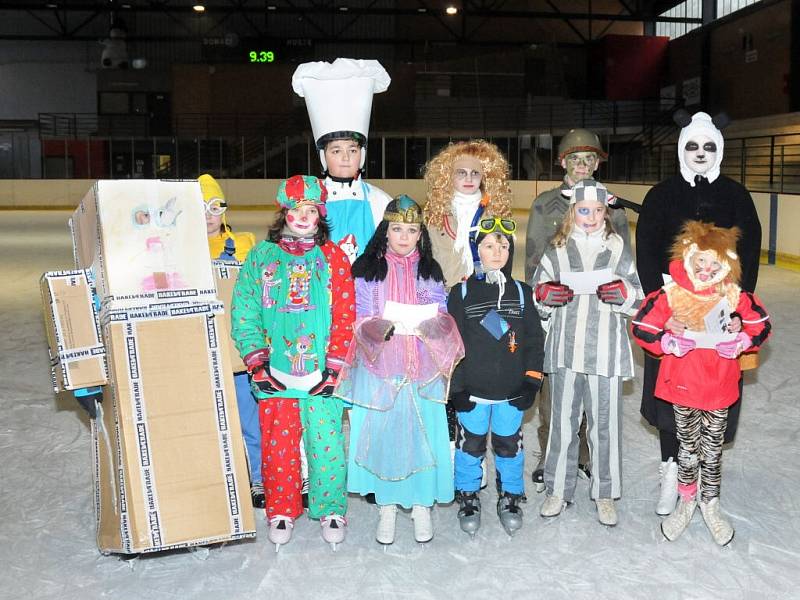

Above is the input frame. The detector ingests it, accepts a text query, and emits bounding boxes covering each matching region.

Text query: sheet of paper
[683,297,735,349]
[560,268,614,295]
[383,301,438,335]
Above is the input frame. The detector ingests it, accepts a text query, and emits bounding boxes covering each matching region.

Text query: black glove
[75,390,103,419]
[509,374,543,411]
[250,363,287,395]
[309,368,338,397]
[449,390,477,413]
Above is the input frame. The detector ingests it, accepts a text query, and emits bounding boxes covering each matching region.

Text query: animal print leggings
[673,405,729,503]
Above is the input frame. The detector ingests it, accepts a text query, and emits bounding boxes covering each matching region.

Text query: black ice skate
[497,492,526,537]
[456,491,481,538]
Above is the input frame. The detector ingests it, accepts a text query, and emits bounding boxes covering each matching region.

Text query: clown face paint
[285,203,320,236]
[573,199,606,234]
[690,249,723,284]
[478,232,510,271]
[683,135,718,175]
[452,156,483,195]
[324,139,362,178]
[561,152,599,185]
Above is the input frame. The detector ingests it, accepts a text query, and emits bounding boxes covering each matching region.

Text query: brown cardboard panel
[70,180,217,310]
[96,309,255,554]
[212,261,246,373]
[40,270,107,391]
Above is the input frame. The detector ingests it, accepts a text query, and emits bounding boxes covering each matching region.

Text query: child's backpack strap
[461,280,468,300]
[515,280,524,309]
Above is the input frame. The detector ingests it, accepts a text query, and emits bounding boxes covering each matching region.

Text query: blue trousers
[454,402,524,495]
[234,371,262,485]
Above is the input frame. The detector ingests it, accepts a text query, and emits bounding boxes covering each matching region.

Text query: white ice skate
[540,494,566,518]
[320,514,347,551]
[661,497,697,541]
[656,459,679,516]
[376,505,397,545]
[268,515,294,552]
[411,505,433,543]
[595,499,617,527]
[699,498,734,546]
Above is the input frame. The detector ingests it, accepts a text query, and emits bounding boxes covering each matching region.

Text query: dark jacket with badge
[447,276,544,401]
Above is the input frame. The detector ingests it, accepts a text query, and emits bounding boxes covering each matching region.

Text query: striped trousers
[544,368,623,501]
[673,405,728,503]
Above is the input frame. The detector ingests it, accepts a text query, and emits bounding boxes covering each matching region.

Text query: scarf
[385,248,419,304]
[451,190,483,276]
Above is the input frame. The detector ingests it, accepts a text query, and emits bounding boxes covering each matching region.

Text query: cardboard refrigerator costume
[635,111,762,443]
[292,58,393,263]
[42,179,255,554]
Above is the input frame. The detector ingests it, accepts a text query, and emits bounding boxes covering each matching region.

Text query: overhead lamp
[417,7,427,12]
[445,6,458,15]
[339,6,349,11]
[45,2,58,7]
[267,5,277,10]
[192,4,205,12]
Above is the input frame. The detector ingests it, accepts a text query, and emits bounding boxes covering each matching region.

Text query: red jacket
[631,261,770,410]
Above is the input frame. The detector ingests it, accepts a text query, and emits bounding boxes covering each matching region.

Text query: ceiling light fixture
[192,4,205,12]
[445,6,458,15]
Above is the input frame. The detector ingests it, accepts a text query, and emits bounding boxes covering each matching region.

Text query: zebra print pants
[673,405,729,503]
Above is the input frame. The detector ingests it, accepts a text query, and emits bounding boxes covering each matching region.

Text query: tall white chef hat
[292,58,391,170]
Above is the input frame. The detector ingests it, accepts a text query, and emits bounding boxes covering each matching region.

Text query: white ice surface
[2,210,799,600]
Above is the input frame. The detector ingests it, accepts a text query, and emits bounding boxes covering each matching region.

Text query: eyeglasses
[205,199,228,216]
[477,217,516,235]
[454,168,482,180]
[565,153,598,166]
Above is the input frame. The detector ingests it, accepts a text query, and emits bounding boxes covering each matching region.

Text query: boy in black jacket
[447,217,545,537]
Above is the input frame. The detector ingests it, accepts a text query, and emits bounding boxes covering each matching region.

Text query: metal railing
[27,132,800,194]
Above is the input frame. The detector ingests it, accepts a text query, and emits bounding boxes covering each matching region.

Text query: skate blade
[534,482,546,493]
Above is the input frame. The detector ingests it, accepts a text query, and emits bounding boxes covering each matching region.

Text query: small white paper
[682,297,735,349]
[561,268,614,295]
[383,301,438,335]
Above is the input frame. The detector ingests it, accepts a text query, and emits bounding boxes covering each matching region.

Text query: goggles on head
[204,199,228,216]
[476,217,516,235]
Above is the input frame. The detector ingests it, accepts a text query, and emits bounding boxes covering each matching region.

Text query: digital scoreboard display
[247,50,276,63]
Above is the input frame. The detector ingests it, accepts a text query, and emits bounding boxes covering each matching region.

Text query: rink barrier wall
[3,179,799,268]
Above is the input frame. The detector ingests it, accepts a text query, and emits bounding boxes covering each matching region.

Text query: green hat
[557,129,607,161]
[276,175,328,217]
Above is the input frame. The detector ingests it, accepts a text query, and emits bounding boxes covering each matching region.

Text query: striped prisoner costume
[533,228,642,501]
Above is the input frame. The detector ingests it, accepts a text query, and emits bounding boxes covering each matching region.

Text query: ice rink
[1,208,799,600]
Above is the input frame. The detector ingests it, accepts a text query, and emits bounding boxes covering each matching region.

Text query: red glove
[535,281,574,307]
[251,366,287,394]
[243,349,286,394]
[309,368,338,397]
[660,332,696,357]
[596,280,627,305]
[243,348,270,373]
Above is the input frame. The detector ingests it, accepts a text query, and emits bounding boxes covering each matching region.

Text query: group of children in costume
[216,137,769,552]
[184,60,773,552]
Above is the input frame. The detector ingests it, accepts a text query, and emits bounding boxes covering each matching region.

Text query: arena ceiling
[0,1,699,46]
